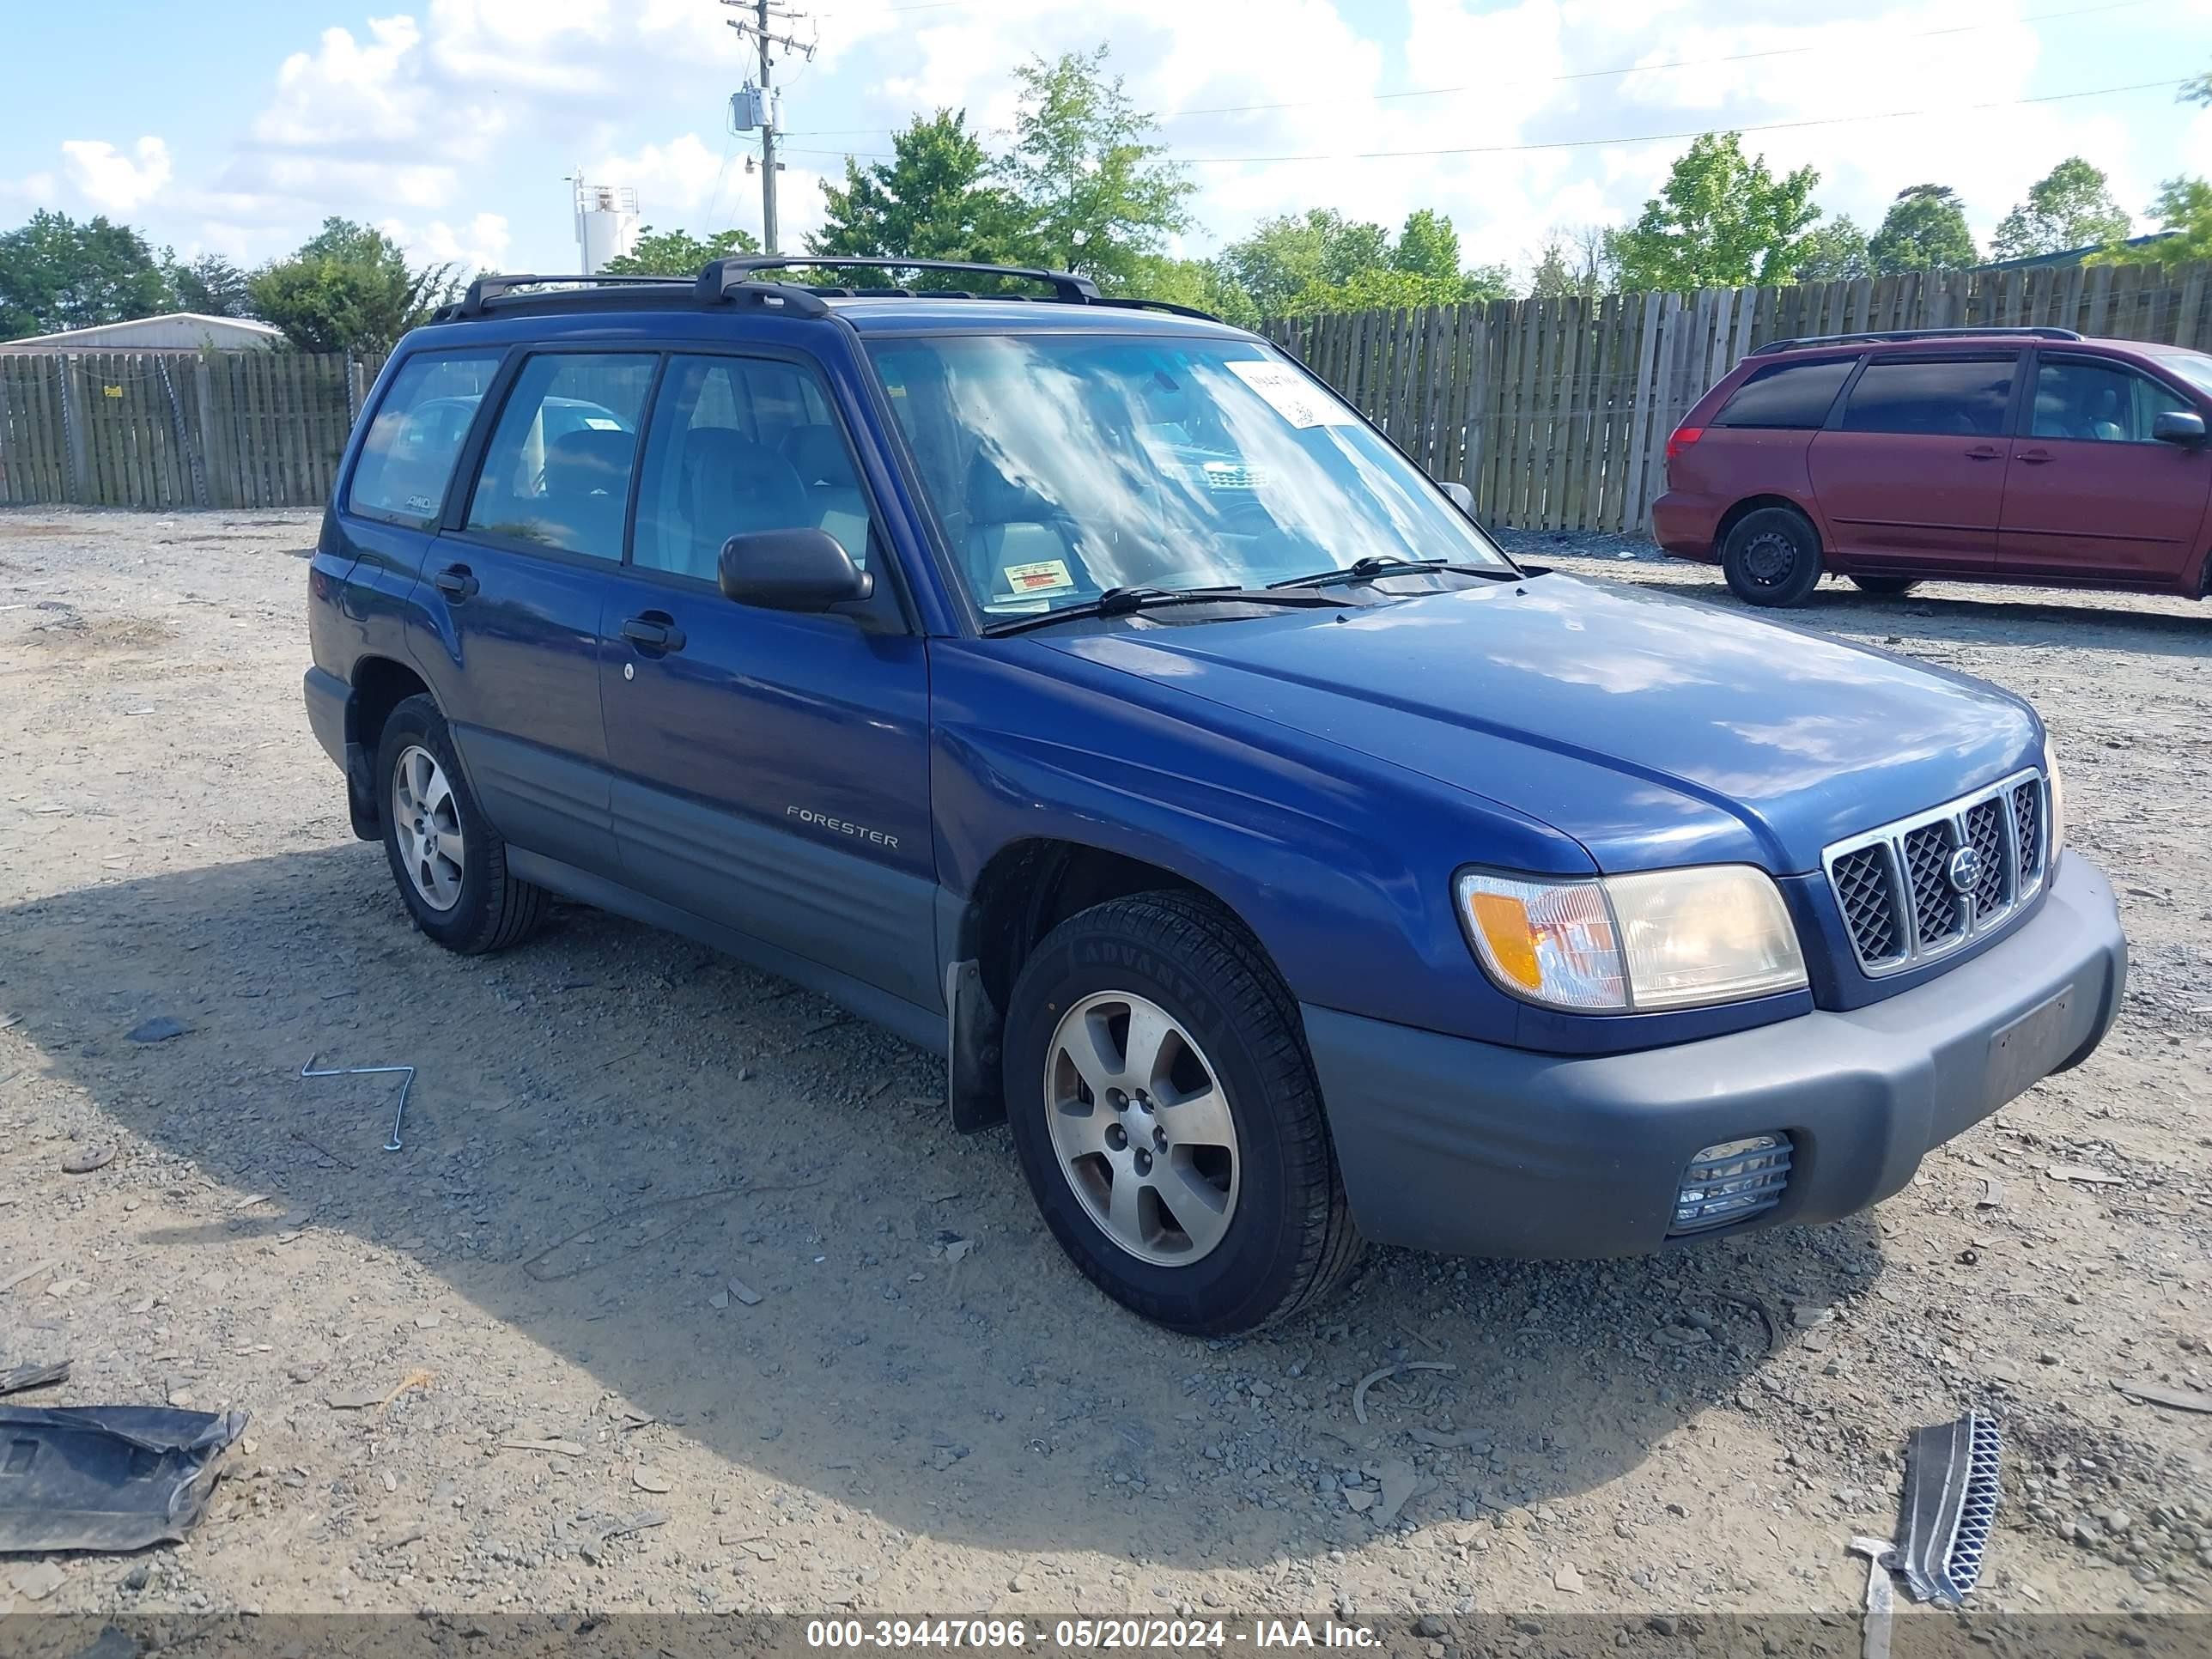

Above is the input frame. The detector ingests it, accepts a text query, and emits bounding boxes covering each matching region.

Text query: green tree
[0,210,175,339]
[168,252,254,317]
[810,108,1031,281]
[1123,254,1258,326]
[247,218,453,354]
[1391,209,1461,281]
[1990,158,2130,260]
[1001,46,1194,287]
[1604,133,1821,290]
[1793,216,1869,281]
[599,223,760,276]
[1868,185,1978,275]
[1218,209,1391,315]
[1279,264,1508,318]
[1528,225,1611,298]
[2094,177,2212,266]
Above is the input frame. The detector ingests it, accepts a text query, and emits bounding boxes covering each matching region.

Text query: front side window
[866,334,1511,618]
[347,352,502,528]
[2032,356,2195,443]
[631,354,872,581]
[1713,357,1854,428]
[463,353,657,559]
[1838,356,2015,438]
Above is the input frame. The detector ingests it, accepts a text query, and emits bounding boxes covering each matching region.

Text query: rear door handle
[621,615,687,653]
[2017,448,2056,465]
[1964,446,2004,461]
[432,564,478,601]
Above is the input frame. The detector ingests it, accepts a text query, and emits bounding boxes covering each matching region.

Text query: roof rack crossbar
[445,272,688,319]
[1751,325,2083,356]
[696,255,1101,305]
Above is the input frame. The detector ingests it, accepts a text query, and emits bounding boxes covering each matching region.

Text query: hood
[1047,574,2040,874]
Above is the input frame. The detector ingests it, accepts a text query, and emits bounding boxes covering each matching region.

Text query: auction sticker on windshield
[1226,359,1359,429]
[1003,558,1077,596]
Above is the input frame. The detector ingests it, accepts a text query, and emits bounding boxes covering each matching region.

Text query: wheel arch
[1715,492,1821,556]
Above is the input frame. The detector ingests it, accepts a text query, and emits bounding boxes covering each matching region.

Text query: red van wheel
[1722,507,1823,608]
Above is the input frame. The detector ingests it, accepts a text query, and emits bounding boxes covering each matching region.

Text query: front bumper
[1305,851,2125,1259]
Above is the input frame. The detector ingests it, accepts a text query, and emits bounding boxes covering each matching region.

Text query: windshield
[2152,348,2212,400]
[865,333,1513,619]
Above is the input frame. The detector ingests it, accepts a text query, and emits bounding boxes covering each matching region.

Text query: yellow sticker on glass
[1002,559,1075,595]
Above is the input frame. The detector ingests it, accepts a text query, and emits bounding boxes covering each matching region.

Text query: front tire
[374,694,548,954]
[1002,892,1362,1335]
[1722,506,1823,607]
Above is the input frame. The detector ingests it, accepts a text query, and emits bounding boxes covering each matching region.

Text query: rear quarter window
[347,354,503,528]
[1712,357,1855,428]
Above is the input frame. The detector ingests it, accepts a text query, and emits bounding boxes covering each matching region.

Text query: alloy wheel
[1043,990,1241,1266]
[392,744,466,911]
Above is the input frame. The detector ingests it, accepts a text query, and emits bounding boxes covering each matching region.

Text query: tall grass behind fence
[1267,259,2212,534]
[0,349,380,510]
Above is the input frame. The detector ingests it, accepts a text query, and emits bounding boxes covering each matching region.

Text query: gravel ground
[2,507,2209,1629]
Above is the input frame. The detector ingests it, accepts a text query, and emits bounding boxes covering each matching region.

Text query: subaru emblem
[1947,845,1982,896]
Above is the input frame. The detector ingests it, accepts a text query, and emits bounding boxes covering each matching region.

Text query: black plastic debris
[0,1405,246,1553]
[1895,1408,2001,1607]
[0,1361,70,1399]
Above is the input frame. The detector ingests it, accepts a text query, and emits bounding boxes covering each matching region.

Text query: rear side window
[346,353,502,528]
[631,354,872,581]
[1838,356,2014,437]
[1712,357,1853,428]
[463,353,658,559]
[2032,356,2195,443]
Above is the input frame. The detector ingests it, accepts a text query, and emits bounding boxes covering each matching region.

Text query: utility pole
[721,0,812,254]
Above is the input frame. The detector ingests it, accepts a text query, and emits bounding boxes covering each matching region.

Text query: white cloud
[590,133,728,218]
[60,137,172,212]
[0,171,58,206]
[383,210,514,273]
[257,17,430,147]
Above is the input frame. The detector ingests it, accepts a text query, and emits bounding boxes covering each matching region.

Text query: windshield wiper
[982,583,1357,636]
[1270,556,1521,590]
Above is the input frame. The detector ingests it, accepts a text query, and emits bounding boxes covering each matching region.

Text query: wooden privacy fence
[1267,259,2212,535]
[0,349,381,511]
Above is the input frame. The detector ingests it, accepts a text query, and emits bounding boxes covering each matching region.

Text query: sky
[4,0,2210,285]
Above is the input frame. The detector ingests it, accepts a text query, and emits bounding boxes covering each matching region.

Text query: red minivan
[1652,327,2212,606]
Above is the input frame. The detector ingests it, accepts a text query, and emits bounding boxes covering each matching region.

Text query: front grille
[1670,1133,1792,1236]
[1822,769,2048,976]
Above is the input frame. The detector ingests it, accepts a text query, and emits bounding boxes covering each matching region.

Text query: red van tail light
[1666,425,1704,464]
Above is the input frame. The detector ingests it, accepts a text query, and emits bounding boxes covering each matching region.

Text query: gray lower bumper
[1304,851,2126,1259]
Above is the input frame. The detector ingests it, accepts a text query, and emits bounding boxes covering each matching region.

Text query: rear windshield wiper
[1269,556,1520,590]
[982,584,1356,636]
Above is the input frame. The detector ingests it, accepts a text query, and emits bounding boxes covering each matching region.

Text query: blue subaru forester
[305,257,2128,1334]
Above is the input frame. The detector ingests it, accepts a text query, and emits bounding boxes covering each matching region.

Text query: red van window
[1712,357,1854,428]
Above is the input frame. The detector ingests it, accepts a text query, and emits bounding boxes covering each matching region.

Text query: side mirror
[2154,410,2207,446]
[1438,480,1475,515]
[718,527,874,612]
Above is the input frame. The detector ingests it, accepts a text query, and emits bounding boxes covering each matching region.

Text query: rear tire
[1002,892,1362,1335]
[1847,574,1920,597]
[375,694,549,955]
[1722,507,1823,607]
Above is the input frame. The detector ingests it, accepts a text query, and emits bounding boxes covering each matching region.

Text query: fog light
[1670,1133,1792,1236]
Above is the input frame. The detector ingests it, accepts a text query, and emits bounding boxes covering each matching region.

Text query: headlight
[1455,864,1808,1013]
[2045,750,2065,860]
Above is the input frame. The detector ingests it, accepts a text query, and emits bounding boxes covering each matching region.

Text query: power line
[780,0,2152,137]
[778,74,2188,168]
[1171,76,2188,165]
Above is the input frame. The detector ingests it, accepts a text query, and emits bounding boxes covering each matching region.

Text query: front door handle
[2016,448,2056,465]
[1964,445,2004,461]
[432,564,479,601]
[621,614,687,653]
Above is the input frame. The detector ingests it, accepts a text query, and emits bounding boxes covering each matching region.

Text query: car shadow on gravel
[1,844,1886,1570]
[1587,568,2212,659]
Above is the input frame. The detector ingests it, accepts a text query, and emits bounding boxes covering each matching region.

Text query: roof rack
[696,255,1102,305]
[1751,325,2083,356]
[431,257,1224,326]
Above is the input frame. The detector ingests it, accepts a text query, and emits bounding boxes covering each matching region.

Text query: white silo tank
[573,181,640,274]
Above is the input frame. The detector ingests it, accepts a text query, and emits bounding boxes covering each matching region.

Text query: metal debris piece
[0,1404,247,1553]
[1844,1535,1896,1659]
[1895,1409,2001,1607]
[301,1054,415,1152]
[0,1360,70,1398]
